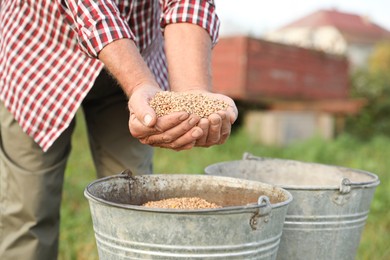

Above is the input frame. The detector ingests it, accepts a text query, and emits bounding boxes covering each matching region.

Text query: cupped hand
[128,86,204,151]
[129,112,204,150]
[193,92,238,147]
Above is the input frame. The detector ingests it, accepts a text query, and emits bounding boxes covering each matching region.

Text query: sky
[216,0,390,37]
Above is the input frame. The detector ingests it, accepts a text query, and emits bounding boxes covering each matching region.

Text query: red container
[211,36,350,101]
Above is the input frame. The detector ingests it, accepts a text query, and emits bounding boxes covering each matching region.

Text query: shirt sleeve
[160,0,221,47]
[57,0,135,58]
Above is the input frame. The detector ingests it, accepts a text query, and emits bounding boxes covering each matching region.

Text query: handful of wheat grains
[149,91,229,118]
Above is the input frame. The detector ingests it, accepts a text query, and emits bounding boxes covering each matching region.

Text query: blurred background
[213,0,390,145]
[217,0,390,37]
[59,1,390,259]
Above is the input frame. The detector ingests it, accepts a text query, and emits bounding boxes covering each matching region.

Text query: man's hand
[128,87,237,150]
[128,86,204,151]
[193,92,237,147]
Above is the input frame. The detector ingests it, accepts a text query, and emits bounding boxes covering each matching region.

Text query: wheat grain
[150,91,229,118]
[142,197,222,209]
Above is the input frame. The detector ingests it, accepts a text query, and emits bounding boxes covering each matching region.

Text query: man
[0,0,237,259]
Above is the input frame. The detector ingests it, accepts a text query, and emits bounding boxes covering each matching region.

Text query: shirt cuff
[160,0,221,47]
[77,16,136,58]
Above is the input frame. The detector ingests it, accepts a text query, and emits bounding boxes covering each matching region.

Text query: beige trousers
[0,69,153,260]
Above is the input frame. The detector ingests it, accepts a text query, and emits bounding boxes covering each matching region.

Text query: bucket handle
[243,152,271,162]
[243,153,377,190]
[250,196,272,230]
[243,152,260,161]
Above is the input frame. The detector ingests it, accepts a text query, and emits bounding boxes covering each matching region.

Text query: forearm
[97,38,159,97]
[164,23,213,92]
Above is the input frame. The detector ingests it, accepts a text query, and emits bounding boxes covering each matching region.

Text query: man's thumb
[143,113,153,126]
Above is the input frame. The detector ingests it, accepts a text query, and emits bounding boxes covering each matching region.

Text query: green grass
[59,113,390,260]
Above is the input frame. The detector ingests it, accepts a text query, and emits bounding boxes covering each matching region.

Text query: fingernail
[211,116,221,125]
[191,129,203,138]
[144,114,152,126]
[189,117,198,126]
[179,113,189,121]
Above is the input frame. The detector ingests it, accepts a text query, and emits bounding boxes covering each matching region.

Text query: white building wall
[346,44,374,69]
[265,26,375,69]
[265,26,347,54]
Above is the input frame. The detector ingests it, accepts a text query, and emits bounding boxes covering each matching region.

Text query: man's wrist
[164,23,212,93]
[98,38,158,97]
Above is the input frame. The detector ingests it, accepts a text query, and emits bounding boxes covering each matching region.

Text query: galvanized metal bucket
[84,171,293,259]
[204,153,380,260]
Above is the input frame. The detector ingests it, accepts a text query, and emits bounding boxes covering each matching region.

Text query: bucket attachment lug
[120,169,134,179]
[250,196,272,230]
[333,178,352,205]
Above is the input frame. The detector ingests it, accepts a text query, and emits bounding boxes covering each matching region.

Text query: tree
[346,40,390,138]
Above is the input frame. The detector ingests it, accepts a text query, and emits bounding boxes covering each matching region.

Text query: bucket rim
[204,158,380,191]
[84,173,293,214]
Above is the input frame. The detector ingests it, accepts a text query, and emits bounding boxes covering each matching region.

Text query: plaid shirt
[0,0,219,151]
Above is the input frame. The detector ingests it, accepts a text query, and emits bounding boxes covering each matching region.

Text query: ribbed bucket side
[204,156,380,260]
[85,174,293,260]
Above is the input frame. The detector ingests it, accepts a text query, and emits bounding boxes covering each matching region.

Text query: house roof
[282,9,390,44]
